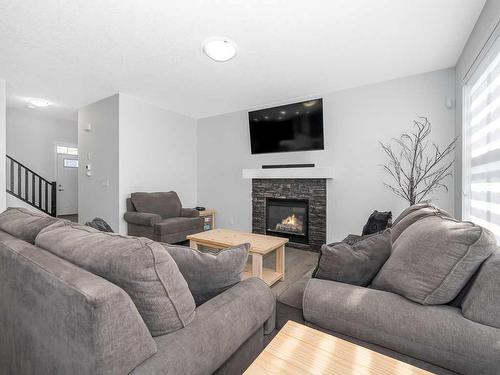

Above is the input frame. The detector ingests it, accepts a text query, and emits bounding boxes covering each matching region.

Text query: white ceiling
[0,0,486,120]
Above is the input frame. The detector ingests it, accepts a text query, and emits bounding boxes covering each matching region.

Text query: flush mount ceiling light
[303,100,318,108]
[26,98,50,108]
[202,38,237,62]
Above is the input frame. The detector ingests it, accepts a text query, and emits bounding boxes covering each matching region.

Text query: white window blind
[463,34,500,238]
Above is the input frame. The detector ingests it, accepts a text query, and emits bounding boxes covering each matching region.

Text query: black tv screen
[249,99,324,154]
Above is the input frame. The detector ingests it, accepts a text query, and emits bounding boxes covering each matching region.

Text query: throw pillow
[313,229,392,286]
[391,204,452,242]
[362,210,392,235]
[393,202,452,226]
[163,243,249,305]
[371,216,496,305]
[35,221,196,336]
[0,207,58,244]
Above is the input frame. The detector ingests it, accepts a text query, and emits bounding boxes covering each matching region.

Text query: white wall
[197,69,456,242]
[6,194,45,213]
[6,108,77,181]
[454,0,500,218]
[118,94,197,234]
[0,79,5,211]
[78,94,120,231]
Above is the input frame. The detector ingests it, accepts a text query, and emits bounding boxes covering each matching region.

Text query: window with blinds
[463,35,500,238]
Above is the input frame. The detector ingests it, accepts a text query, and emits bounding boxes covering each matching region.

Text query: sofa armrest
[0,239,156,375]
[132,277,275,375]
[180,208,200,218]
[303,278,500,375]
[124,212,162,226]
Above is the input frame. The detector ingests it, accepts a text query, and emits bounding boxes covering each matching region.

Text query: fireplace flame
[276,213,304,233]
[282,214,299,226]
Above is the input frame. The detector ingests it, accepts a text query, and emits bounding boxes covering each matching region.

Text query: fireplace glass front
[266,198,309,244]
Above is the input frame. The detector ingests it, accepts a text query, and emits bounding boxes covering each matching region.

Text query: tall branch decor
[380,116,457,206]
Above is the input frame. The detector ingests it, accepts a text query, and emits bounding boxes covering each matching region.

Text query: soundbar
[262,164,315,169]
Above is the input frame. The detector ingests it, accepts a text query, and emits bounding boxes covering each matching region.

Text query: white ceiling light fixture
[202,37,237,62]
[26,98,51,108]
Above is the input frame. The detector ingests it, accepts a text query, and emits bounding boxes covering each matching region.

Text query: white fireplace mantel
[242,167,333,179]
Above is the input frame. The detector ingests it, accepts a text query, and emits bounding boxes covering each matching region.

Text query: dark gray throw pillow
[313,229,392,286]
[362,210,392,235]
[163,243,249,305]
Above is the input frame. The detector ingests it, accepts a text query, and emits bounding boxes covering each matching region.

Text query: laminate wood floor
[262,246,318,295]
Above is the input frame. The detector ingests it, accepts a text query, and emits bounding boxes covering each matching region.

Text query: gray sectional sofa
[277,204,500,375]
[0,207,274,375]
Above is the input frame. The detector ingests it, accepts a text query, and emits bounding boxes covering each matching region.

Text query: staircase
[6,155,57,216]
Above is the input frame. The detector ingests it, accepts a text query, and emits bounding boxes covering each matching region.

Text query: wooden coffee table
[187,229,288,286]
[245,321,434,375]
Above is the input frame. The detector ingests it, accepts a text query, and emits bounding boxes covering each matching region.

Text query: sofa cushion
[131,191,182,218]
[462,251,500,328]
[131,277,274,375]
[0,237,157,374]
[303,278,500,375]
[313,229,392,286]
[35,221,196,336]
[276,270,312,328]
[163,243,249,305]
[154,217,203,235]
[372,216,496,305]
[0,207,58,244]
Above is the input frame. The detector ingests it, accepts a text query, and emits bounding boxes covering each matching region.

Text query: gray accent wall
[454,0,500,219]
[197,69,456,242]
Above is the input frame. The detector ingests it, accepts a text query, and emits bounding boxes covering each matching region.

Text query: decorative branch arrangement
[380,116,457,206]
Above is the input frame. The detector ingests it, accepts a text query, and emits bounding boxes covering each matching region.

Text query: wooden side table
[198,209,215,231]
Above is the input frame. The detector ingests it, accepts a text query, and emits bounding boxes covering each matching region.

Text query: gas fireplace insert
[266,198,309,244]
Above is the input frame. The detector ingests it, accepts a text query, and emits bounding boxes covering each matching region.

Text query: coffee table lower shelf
[243,266,282,286]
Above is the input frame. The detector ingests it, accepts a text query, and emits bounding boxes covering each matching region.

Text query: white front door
[56,154,78,215]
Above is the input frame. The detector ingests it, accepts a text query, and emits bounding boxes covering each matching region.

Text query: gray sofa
[277,205,500,375]
[124,191,204,243]
[0,208,274,375]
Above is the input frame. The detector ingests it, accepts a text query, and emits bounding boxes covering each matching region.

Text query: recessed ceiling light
[202,38,237,62]
[280,110,286,115]
[26,98,50,107]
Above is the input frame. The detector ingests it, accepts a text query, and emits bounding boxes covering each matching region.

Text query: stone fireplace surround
[252,178,327,251]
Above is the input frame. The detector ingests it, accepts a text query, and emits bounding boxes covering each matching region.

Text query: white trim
[242,167,333,179]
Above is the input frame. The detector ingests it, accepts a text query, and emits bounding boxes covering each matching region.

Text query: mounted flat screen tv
[249,98,324,154]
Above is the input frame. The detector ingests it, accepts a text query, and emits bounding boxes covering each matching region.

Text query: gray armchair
[125,191,204,243]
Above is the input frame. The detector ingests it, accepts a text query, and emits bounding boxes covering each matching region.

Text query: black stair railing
[6,155,57,216]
